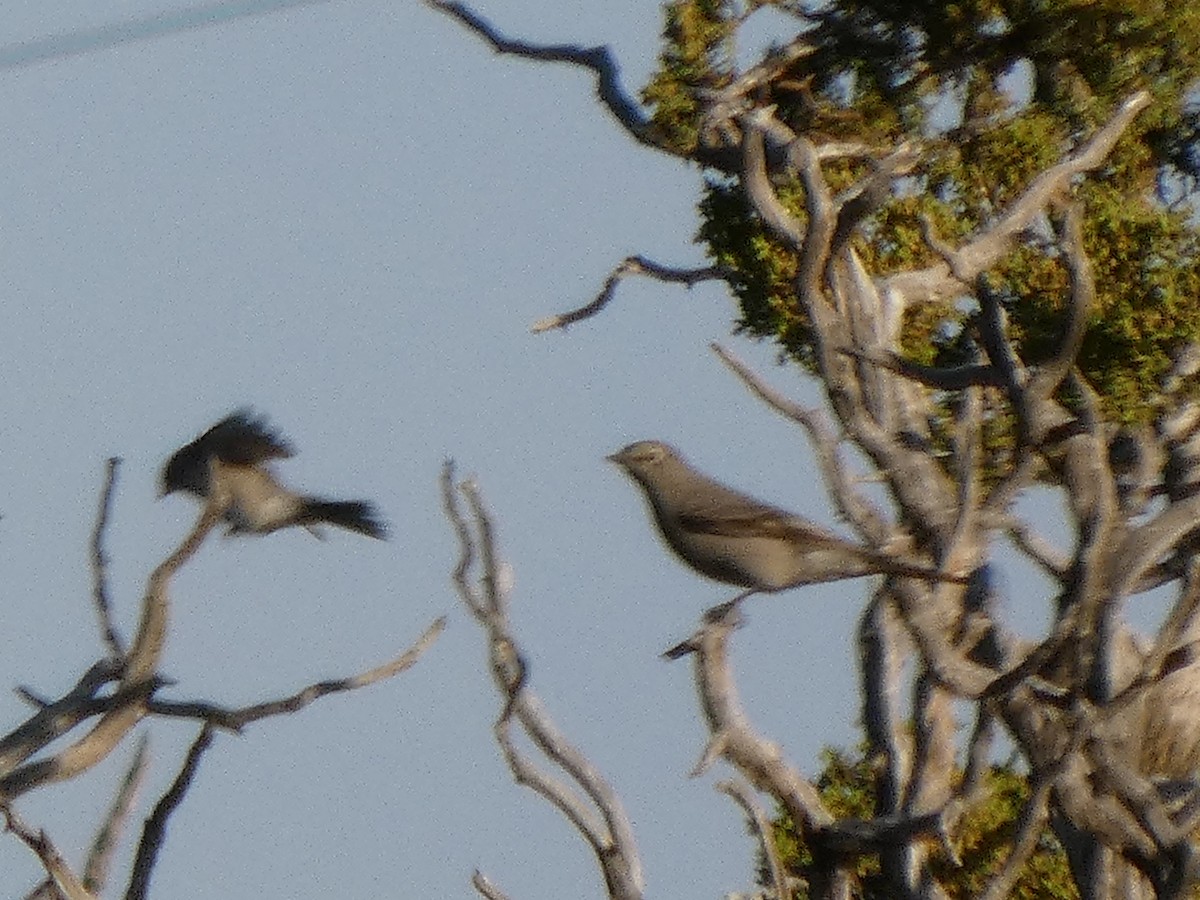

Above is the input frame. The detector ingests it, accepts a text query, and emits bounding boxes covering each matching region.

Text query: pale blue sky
[0,3,1067,898]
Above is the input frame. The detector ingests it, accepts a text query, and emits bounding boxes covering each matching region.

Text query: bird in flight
[161,410,387,539]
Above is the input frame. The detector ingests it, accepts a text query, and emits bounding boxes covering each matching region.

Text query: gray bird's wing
[677,508,856,549]
[198,410,295,464]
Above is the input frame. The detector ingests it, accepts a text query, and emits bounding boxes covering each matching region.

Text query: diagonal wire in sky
[0,0,339,70]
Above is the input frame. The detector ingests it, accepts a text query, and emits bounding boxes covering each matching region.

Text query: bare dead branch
[531,256,731,333]
[831,145,921,251]
[704,35,815,110]
[3,806,93,900]
[1026,205,1094,400]
[90,458,125,658]
[982,602,1090,701]
[677,602,965,873]
[1113,493,1200,599]
[471,870,512,900]
[1086,738,1183,850]
[444,463,644,900]
[0,502,221,802]
[981,450,1041,531]
[424,1,656,151]
[741,110,838,307]
[977,774,1052,900]
[894,597,999,699]
[0,660,124,775]
[711,342,887,539]
[84,736,149,895]
[1049,386,1119,709]
[1143,562,1200,684]
[960,710,995,801]
[146,616,446,731]
[836,345,1004,390]
[902,672,957,867]
[125,725,214,900]
[917,212,973,283]
[717,778,789,900]
[1005,520,1071,581]
[857,594,910,817]
[883,91,1152,306]
[819,807,959,859]
[667,603,833,833]
[948,370,983,570]
[21,877,59,900]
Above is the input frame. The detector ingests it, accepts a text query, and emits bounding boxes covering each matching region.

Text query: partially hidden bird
[608,440,964,599]
[161,410,387,539]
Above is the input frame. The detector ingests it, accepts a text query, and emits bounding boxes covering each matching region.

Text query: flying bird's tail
[300,498,388,540]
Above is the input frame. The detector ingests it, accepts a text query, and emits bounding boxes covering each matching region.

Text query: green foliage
[764,748,1077,899]
[641,0,735,155]
[645,0,1200,429]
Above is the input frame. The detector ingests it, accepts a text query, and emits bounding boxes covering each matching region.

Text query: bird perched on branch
[608,440,963,600]
[161,410,387,539]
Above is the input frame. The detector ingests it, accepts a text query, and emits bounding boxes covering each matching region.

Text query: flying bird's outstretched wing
[192,409,295,464]
[161,409,293,497]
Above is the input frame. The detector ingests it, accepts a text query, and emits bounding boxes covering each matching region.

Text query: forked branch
[443,462,644,900]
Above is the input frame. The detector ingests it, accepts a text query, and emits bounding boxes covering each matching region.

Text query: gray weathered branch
[444,462,644,900]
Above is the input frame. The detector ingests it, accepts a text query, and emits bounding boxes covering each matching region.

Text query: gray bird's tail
[872,554,969,585]
[301,499,388,539]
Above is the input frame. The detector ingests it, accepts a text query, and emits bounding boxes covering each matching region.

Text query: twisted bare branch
[884,91,1152,307]
[89,458,125,657]
[424,1,654,151]
[0,502,221,802]
[443,462,644,900]
[147,616,446,731]
[532,256,731,333]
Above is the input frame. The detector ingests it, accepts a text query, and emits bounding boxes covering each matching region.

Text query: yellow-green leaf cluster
[764,748,1077,899]
[648,0,1200,429]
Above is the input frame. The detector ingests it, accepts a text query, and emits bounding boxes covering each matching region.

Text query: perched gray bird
[161,410,387,539]
[608,440,963,598]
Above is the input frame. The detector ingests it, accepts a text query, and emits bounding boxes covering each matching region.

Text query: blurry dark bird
[609,440,964,600]
[161,410,387,539]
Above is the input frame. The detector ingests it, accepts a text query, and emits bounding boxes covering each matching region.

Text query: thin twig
[977,775,1053,900]
[0,502,221,801]
[471,870,512,900]
[711,342,886,539]
[424,1,654,150]
[717,779,788,900]
[90,458,125,657]
[84,736,149,894]
[532,256,730,333]
[836,345,1003,390]
[147,616,446,730]
[1005,520,1071,580]
[1026,205,1093,401]
[3,805,94,900]
[125,725,214,900]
